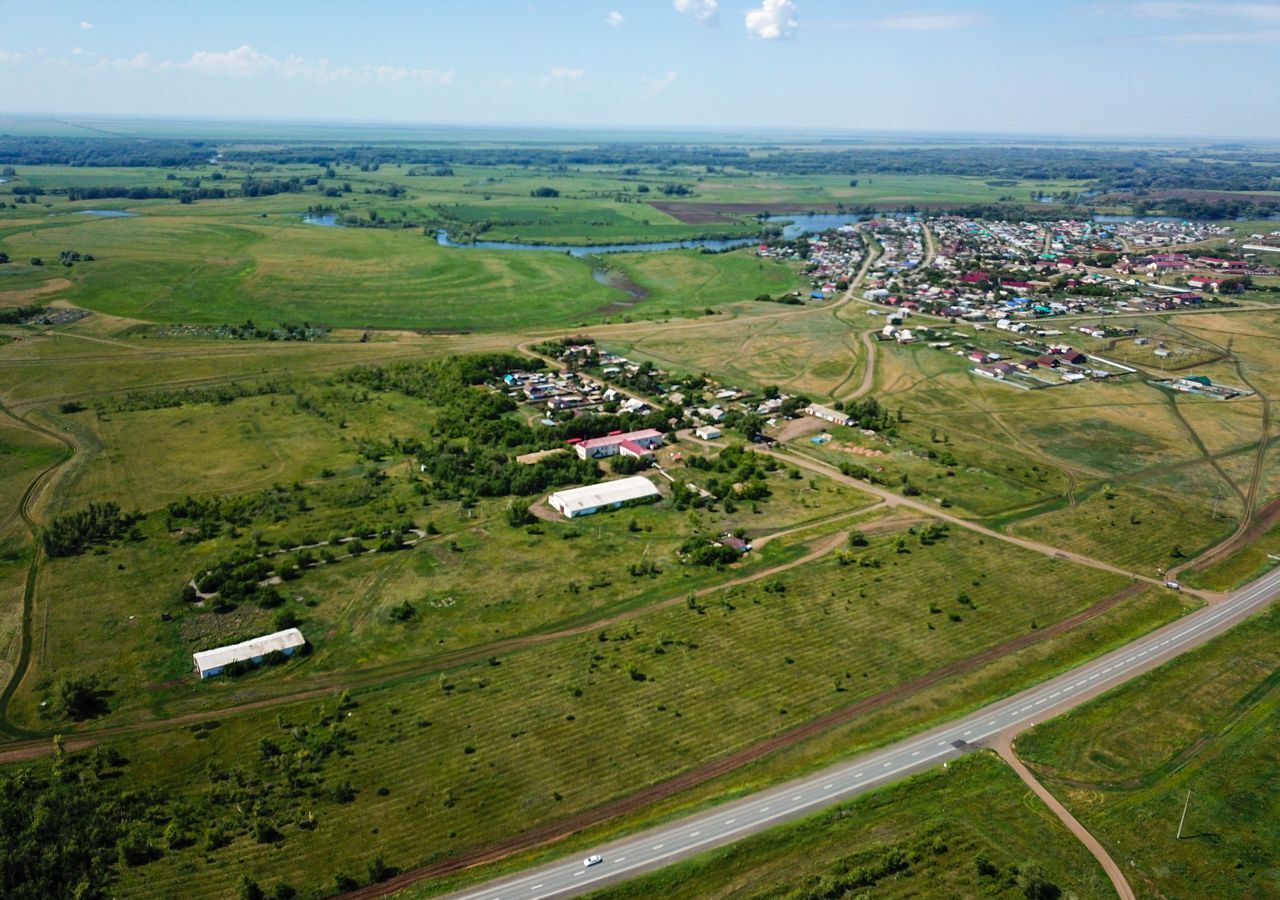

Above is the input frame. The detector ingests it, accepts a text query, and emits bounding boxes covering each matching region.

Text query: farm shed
[548,476,661,519]
[804,404,855,427]
[194,628,307,679]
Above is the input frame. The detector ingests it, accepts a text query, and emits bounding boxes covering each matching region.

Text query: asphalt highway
[445,565,1280,900]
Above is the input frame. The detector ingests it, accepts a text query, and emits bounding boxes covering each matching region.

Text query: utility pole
[1177,790,1192,839]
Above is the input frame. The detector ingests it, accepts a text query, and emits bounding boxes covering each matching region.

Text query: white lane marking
[1102,667,1113,674]
[987,720,996,726]
[690,831,700,837]
[1050,691,1061,698]
[759,807,770,813]
[911,751,920,757]
[652,844,663,850]
[883,762,893,767]
[963,730,972,736]
[792,795,803,801]
[616,857,626,862]
[574,871,582,877]
[1020,705,1032,712]
[531,886,543,892]
[937,740,947,746]
[824,784,834,790]
[725,819,735,825]
[855,772,864,778]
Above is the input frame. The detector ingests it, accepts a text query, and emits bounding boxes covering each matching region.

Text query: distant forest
[3,135,1279,215]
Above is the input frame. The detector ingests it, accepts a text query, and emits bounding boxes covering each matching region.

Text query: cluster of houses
[853,214,1268,325]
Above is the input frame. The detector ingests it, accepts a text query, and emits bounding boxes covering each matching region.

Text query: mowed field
[87,524,1142,899]
[1016,606,1280,900]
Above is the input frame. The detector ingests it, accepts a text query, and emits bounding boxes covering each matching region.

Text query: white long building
[194,628,307,679]
[548,476,661,518]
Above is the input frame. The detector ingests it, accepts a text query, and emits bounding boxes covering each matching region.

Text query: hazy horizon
[3,1,1280,139]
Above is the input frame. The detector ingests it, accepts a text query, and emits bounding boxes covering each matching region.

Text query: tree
[30,257,43,267]
[56,674,108,720]
[238,876,266,900]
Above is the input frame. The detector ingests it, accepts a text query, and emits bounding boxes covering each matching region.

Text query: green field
[1016,606,1280,900]
[5,135,1280,900]
[585,753,1109,900]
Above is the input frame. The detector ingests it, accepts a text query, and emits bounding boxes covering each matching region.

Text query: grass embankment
[1017,606,1280,900]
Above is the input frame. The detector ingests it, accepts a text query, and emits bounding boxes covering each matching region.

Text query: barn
[548,476,661,518]
[194,628,307,680]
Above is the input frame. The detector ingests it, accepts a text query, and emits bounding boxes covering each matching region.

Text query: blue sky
[1,0,1278,138]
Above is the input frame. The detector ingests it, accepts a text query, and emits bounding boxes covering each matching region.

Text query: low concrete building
[548,476,662,518]
[572,429,665,460]
[694,425,721,441]
[194,628,306,679]
[804,404,854,427]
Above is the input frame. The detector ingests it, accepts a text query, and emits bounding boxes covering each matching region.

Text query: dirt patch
[838,443,886,458]
[338,580,1148,899]
[0,277,74,306]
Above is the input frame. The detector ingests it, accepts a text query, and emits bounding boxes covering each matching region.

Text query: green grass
[55,526,1138,898]
[1008,480,1237,574]
[1184,521,1280,591]
[584,753,1109,900]
[1016,606,1280,900]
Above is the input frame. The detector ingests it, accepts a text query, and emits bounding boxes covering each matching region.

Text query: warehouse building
[803,404,855,427]
[548,476,662,518]
[194,628,307,679]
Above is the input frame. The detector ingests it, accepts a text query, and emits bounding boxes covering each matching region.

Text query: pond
[75,210,139,218]
[301,213,343,227]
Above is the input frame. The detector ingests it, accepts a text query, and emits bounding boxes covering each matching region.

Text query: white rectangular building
[804,404,855,427]
[194,628,307,679]
[548,476,661,518]
[694,425,721,440]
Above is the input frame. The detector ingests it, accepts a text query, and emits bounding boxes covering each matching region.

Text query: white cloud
[80,45,453,85]
[674,0,719,25]
[70,46,93,56]
[606,10,625,26]
[549,65,585,81]
[80,20,93,30]
[642,70,679,97]
[95,52,152,72]
[0,49,25,64]
[1156,27,1280,41]
[745,0,798,39]
[873,13,987,31]
[1132,2,1280,20]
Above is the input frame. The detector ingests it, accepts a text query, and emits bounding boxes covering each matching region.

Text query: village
[857,214,1276,325]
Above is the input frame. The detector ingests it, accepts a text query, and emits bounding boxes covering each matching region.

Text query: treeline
[64,185,227,202]
[42,501,141,557]
[1133,197,1280,221]
[0,305,43,324]
[97,380,287,414]
[0,136,212,167]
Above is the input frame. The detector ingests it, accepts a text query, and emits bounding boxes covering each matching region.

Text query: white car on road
[583,854,603,867]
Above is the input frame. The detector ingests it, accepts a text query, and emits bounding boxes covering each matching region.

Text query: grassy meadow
[1017,606,1280,900]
